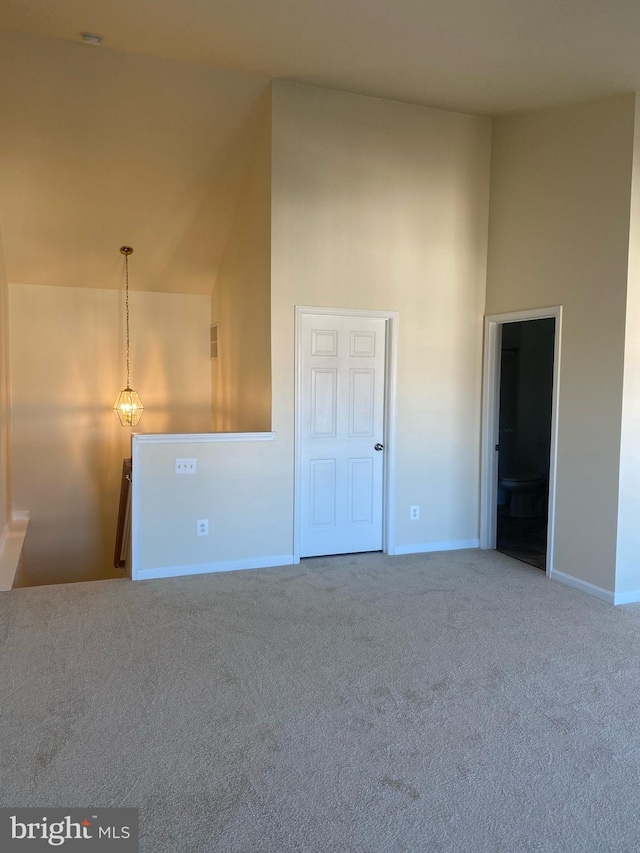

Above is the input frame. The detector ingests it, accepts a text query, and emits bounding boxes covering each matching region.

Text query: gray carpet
[2,549,640,852]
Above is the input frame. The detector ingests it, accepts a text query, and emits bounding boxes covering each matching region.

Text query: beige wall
[133,82,492,580]
[212,92,272,432]
[271,82,491,550]
[10,283,211,586]
[0,225,10,537]
[616,94,640,597]
[486,94,636,592]
[135,436,289,575]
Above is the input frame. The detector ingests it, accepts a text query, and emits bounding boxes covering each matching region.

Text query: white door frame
[480,306,562,577]
[294,306,399,562]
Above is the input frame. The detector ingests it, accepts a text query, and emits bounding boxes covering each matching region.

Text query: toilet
[499,473,547,518]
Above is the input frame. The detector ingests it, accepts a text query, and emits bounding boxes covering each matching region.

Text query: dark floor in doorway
[496,506,547,570]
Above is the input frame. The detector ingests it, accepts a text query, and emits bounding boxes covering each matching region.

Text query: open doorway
[480,307,561,576]
[496,319,554,569]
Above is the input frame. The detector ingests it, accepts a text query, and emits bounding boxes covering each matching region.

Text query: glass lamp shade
[114,387,144,427]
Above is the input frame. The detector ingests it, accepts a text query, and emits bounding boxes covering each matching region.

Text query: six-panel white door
[299,313,387,557]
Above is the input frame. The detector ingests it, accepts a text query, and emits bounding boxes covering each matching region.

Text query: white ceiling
[1,0,639,116]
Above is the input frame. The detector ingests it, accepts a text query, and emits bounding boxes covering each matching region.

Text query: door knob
[374,443,384,451]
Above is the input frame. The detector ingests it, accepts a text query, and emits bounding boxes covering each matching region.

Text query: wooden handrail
[114,457,132,570]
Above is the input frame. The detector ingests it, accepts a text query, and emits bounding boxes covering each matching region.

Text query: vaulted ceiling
[3,0,639,115]
[1,1,639,294]
[0,33,270,294]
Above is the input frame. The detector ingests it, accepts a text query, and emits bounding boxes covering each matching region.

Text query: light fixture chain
[114,245,143,426]
[125,252,130,388]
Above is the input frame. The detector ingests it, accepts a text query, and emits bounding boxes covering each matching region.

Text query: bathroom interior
[497,318,555,570]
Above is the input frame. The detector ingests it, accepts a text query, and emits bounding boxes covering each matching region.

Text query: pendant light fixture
[114,246,144,426]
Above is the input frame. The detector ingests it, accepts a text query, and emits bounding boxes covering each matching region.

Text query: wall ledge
[133,432,276,445]
[0,513,29,591]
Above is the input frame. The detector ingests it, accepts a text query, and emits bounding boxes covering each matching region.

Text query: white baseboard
[0,515,29,591]
[613,589,640,605]
[134,554,296,581]
[392,539,480,556]
[550,569,615,604]
[0,520,9,577]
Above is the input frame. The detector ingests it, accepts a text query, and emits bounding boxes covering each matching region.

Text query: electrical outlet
[197,519,209,536]
[175,458,197,474]
[410,505,420,520]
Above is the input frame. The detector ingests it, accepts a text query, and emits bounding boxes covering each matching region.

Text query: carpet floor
[2,549,640,852]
